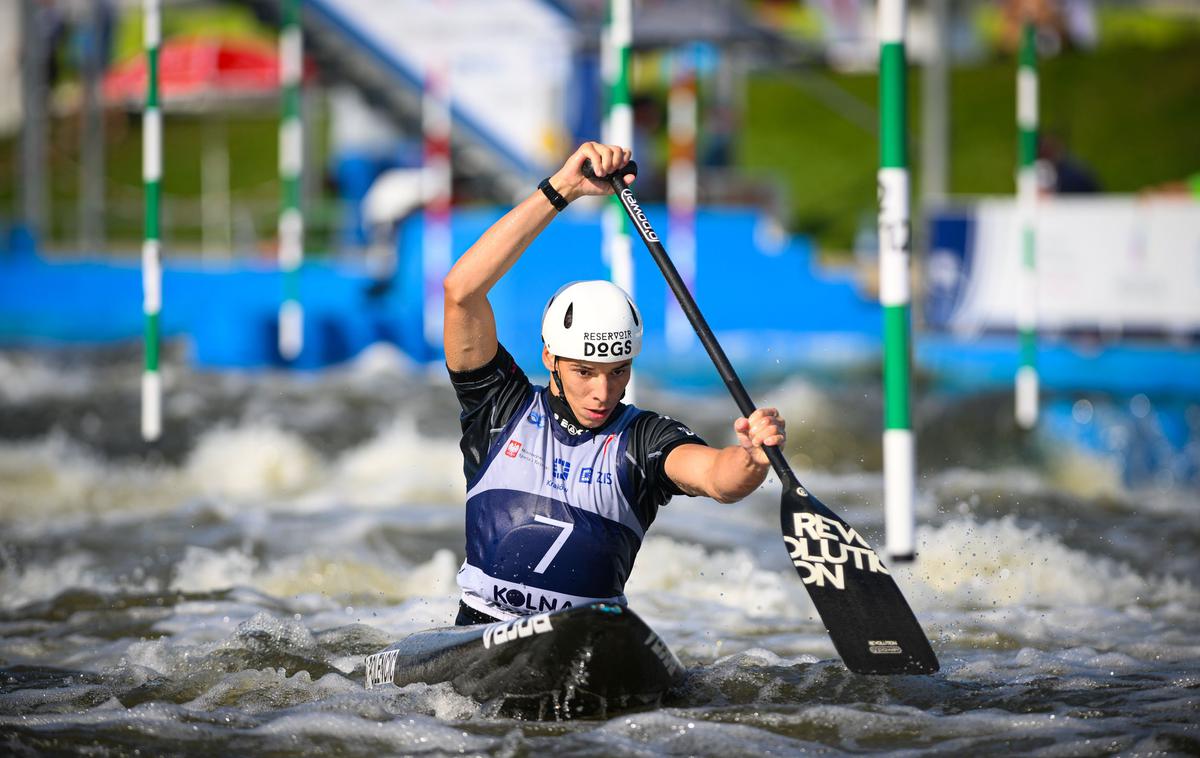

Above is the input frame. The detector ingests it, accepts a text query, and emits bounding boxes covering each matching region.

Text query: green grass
[0,114,287,248]
[738,40,1200,253]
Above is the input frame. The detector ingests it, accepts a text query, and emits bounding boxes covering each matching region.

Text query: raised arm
[664,408,786,503]
[442,142,634,372]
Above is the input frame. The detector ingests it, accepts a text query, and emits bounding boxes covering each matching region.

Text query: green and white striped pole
[142,0,162,442]
[1015,21,1039,429]
[878,0,915,561]
[278,0,304,361]
[603,0,636,402]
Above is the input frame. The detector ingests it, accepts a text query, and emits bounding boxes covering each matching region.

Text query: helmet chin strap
[551,356,568,401]
[548,356,584,434]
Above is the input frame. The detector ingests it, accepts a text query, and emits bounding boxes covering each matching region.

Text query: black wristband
[538,177,569,211]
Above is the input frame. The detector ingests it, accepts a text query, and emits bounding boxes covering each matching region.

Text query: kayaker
[443,141,787,624]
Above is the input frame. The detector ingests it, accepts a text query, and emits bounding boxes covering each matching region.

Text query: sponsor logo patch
[482,612,554,650]
[621,188,659,242]
[556,414,587,437]
[644,630,683,677]
[552,457,571,480]
[363,649,399,690]
[527,410,546,428]
[492,583,574,614]
[578,467,612,485]
[781,512,890,591]
[582,339,633,359]
[504,439,545,466]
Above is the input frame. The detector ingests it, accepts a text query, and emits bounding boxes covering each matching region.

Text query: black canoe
[363,602,685,719]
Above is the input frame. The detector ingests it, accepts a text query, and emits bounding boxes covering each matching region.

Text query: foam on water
[185,668,359,713]
[255,548,459,605]
[0,551,158,608]
[0,353,93,403]
[2,349,1198,754]
[626,536,808,622]
[0,435,180,520]
[584,709,830,755]
[168,546,263,595]
[902,515,1195,612]
[0,417,466,524]
[314,417,465,508]
[253,711,493,753]
[167,545,460,607]
[185,425,324,500]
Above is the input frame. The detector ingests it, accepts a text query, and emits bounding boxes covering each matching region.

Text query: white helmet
[541,280,643,363]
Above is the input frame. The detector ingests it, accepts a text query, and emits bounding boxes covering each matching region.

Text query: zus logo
[579,467,612,485]
[482,612,554,650]
[620,188,659,242]
[527,410,545,428]
[782,512,890,590]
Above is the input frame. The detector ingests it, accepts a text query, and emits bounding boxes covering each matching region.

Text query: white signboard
[932,197,1200,336]
[315,0,573,173]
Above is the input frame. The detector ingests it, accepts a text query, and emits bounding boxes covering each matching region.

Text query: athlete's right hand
[548,142,634,205]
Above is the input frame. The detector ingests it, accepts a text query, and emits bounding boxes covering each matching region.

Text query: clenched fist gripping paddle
[583,159,938,675]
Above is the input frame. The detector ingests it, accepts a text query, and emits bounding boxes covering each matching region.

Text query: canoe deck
[364,602,685,719]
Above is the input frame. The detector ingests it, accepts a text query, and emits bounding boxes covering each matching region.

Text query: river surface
[1,344,1196,756]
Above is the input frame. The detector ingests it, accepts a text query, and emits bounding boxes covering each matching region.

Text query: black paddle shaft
[583,159,794,486]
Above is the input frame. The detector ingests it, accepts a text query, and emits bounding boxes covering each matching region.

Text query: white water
[1,347,1197,754]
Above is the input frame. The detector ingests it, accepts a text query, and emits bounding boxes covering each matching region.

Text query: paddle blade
[780,484,939,675]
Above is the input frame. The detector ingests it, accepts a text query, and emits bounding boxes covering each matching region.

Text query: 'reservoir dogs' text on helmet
[541,280,643,363]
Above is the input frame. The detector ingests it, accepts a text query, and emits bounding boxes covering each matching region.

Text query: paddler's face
[543,348,632,428]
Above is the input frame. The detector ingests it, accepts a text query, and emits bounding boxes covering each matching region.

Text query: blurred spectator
[632,92,666,202]
[1036,133,1101,194]
[1000,0,1098,55]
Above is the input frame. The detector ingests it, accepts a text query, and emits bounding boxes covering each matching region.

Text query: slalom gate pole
[141,0,162,442]
[603,0,636,401]
[278,0,304,361]
[878,0,915,561]
[665,46,698,354]
[1015,21,1039,429]
[422,56,452,354]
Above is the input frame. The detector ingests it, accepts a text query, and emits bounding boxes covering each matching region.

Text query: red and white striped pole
[422,58,453,353]
[277,0,304,361]
[603,0,636,402]
[666,47,698,353]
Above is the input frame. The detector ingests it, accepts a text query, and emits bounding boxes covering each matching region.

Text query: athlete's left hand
[734,407,786,467]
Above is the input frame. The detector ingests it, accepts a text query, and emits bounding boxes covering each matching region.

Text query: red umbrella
[103,36,303,110]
